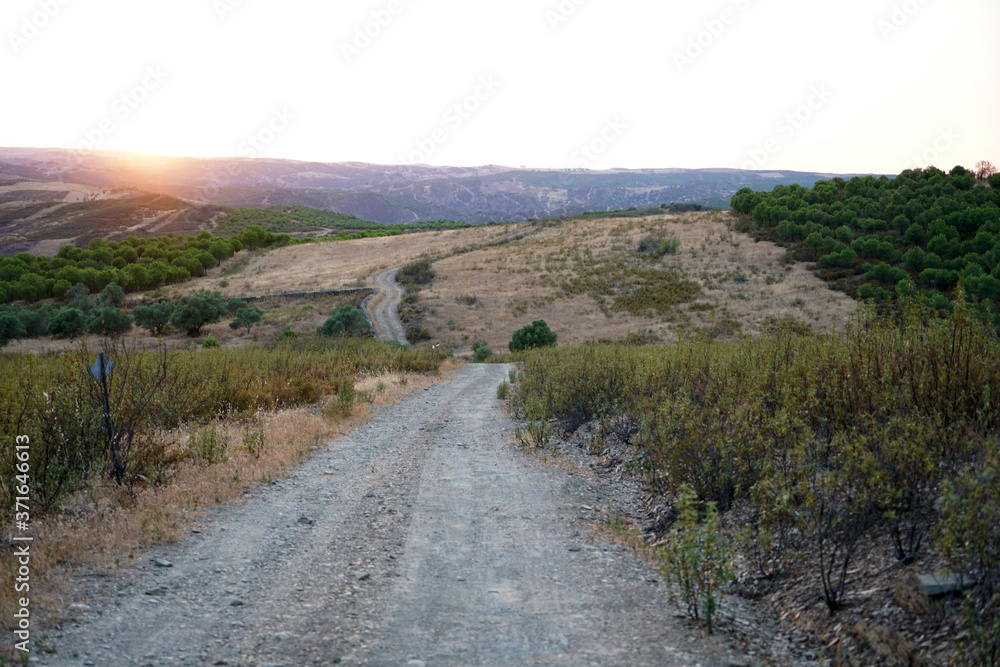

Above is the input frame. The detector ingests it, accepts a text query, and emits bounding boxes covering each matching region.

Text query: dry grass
[172,226,516,299]
[421,211,857,353]
[0,368,450,655]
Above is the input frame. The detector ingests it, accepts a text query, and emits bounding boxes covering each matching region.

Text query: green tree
[87,307,133,337]
[169,290,228,337]
[65,282,93,311]
[226,298,249,315]
[0,312,27,347]
[229,307,264,334]
[317,305,369,337]
[99,282,126,309]
[133,301,175,336]
[47,308,87,339]
[509,320,557,352]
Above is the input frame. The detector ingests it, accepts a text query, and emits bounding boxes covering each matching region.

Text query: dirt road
[42,364,744,666]
[370,268,408,343]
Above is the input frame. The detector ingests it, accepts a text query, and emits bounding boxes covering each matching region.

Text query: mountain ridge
[0,147,869,225]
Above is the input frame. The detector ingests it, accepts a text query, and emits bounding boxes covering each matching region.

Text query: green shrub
[938,438,1000,667]
[397,259,436,287]
[226,298,249,315]
[47,308,87,339]
[406,325,431,343]
[0,313,27,348]
[317,305,368,337]
[658,485,733,634]
[230,307,264,334]
[509,320,557,352]
[87,307,133,337]
[638,234,680,257]
[472,339,492,362]
[189,422,228,463]
[496,380,510,399]
[169,290,228,337]
[202,334,220,349]
[133,301,175,336]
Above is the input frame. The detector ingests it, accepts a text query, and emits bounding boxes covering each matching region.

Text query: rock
[153,558,173,568]
[895,572,972,614]
[230,600,245,607]
[297,516,315,526]
[357,572,371,581]
[68,603,93,613]
[145,587,168,597]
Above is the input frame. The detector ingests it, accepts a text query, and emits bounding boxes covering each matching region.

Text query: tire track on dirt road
[42,364,745,666]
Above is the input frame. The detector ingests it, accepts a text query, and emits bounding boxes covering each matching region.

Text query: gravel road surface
[370,268,407,343]
[42,364,742,667]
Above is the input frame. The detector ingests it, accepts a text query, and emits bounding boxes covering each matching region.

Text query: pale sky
[2,0,998,174]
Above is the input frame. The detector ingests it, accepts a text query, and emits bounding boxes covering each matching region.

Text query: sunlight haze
[2,0,998,173]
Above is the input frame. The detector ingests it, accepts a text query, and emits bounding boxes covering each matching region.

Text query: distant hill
[0,148,867,227]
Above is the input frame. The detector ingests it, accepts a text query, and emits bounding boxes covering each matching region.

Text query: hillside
[731,166,1000,314]
[0,147,862,225]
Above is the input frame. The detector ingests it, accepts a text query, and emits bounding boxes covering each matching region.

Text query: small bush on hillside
[638,234,680,257]
[406,325,431,343]
[509,320,557,352]
[202,334,220,349]
[397,259,436,287]
[318,305,369,337]
[472,339,492,363]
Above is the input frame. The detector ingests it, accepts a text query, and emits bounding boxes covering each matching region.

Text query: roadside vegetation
[0,332,444,645]
[396,259,436,343]
[507,288,998,664]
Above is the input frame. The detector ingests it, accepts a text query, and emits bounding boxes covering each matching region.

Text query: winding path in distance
[370,267,408,344]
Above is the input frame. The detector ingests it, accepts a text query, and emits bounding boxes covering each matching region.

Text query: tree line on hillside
[213,205,476,237]
[731,164,1000,317]
[0,286,268,347]
[0,227,295,305]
